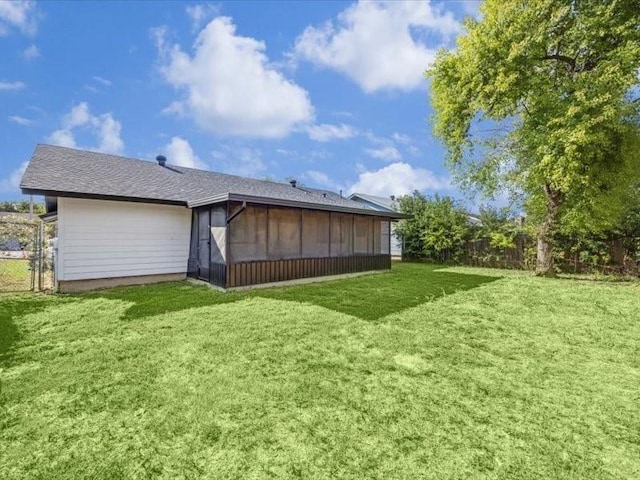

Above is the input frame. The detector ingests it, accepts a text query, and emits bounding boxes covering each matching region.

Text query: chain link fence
[0,216,56,293]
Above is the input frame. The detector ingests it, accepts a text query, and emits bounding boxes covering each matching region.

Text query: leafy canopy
[429,0,640,234]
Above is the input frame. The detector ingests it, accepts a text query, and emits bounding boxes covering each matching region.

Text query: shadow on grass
[81,263,501,323]
[0,294,74,366]
[83,282,244,321]
[254,263,502,321]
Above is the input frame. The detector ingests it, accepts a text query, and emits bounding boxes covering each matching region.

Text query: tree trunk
[535,185,562,276]
[610,238,624,267]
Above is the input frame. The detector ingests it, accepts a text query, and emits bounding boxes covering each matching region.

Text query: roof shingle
[20,145,401,217]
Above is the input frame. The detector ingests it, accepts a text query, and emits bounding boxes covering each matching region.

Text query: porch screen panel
[373,218,382,254]
[230,206,267,263]
[330,213,353,257]
[198,209,210,270]
[189,210,198,261]
[301,210,330,258]
[354,216,372,254]
[268,208,301,260]
[381,221,391,254]
[210,206,226,263]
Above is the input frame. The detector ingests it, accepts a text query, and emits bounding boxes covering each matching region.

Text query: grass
[0,258,31,292]
[1,263,639,479]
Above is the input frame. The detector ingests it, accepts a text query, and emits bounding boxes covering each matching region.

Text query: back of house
[20,145,402,292]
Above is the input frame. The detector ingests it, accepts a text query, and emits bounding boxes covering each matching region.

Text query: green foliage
[476,206,525,248]
[0,201,44,214]
[395,192,470,261]
[2,266,640,478]
[0,215,37,249]
[392,191,430,256]
[488,231,515,250]
[429,0,640,261]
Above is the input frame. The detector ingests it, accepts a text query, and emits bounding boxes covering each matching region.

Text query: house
[348,193,403,257]
[20,145,402,292]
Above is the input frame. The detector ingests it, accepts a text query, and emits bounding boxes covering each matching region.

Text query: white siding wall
[57,197,191,281]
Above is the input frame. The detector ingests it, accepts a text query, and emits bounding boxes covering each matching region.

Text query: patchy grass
[89,263,498,322]
[1,263,639,479]
[0,259,31,292]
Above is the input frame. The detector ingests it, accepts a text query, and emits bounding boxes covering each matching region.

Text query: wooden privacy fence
[405,234,640,276]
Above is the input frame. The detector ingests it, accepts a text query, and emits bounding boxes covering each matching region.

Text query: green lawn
[1,263,639,479]
[0,258,31,292]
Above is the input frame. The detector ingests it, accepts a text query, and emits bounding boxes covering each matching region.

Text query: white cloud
[186,4,219,31]
[306,123,356,142]
[157,16,314,138]
[48,129,77,148]
[348,162,449,197]
[309,149,332,160]
[306,170,330,185]
[0,161,28,193]
[461,1,482,18]
[392,132,421,156]
[0,0,39,36]
[276,148,295,156]
[63,102,92,129]
[365,146,401,161]
[0,80,25,91]
[391,132,411,144]
[305,170,343,191]
[22,44,39,60]
[164,136,205,169]
[47,102,124,155]
[97,114,124,154]
[292,0,460,93]
[8,115,33,126]
[92,75,112,86]
[211,145,266,177]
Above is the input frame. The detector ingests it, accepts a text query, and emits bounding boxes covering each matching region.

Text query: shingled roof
[20,145,402,217]
[349,192,398,212]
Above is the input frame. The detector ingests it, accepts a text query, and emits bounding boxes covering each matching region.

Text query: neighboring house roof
[350,192,483,225]
[466,213,482,226]
[21,145,402,218]
[348,193,398,212]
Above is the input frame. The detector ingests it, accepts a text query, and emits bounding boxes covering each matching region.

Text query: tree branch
[541,54,576,71]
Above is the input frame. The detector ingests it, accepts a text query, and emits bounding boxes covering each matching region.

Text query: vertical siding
[57,197,191,281]
[227,255,391,288]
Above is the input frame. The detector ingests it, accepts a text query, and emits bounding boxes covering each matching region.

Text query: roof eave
[187,193,230,208]
[210,193,405,218]
[20,188,188,207]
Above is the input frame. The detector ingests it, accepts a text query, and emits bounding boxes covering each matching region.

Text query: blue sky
[0,0,482,203]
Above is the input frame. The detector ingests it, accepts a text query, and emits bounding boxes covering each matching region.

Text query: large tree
[428,0,640,275]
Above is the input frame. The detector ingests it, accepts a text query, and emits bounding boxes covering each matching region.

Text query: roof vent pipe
[156,155,167,167]
[289,179,297,188]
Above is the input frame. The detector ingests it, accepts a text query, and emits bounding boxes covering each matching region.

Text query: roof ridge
[36,144,337,195]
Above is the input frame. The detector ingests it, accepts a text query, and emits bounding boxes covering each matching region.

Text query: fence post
[37,221,44,291]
